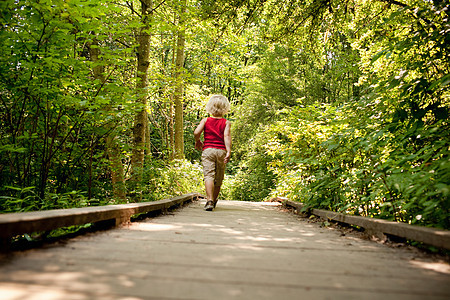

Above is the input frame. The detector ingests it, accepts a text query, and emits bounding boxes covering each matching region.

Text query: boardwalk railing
[0,193,201,243]
[284,199,450,250]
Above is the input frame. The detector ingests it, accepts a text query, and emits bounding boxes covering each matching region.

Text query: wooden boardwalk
[0,200,449,300]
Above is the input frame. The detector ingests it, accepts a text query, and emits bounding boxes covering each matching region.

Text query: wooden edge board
[0,193,201,239]
[284,200,450,250]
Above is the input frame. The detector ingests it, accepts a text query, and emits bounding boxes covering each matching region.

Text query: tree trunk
[89,39,126,201]
[173,0,187,160]
[145,114,151,155]
[168,27,177,160]
[131,0,153,196]
[169,93,175,160]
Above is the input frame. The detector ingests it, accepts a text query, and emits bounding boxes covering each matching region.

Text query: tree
[88,38,126,201]
[173,0,187,159]
[131,0,153,196]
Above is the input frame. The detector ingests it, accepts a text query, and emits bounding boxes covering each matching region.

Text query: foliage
[228,138,276,201]
[264,98,448,228]
[142,159,204,201]
[0,0,448,233]
[0,0,131,205]
[0,0,211,210]
[230,0,449,229]
[0,185,101,213]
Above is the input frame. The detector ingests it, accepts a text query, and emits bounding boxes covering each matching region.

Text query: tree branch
[150,0,166,14]
[378,0,407,8]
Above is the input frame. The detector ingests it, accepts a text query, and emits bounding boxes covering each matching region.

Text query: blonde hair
[205,94,230,117]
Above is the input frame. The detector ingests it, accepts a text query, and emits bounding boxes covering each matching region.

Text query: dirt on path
[0,200,449,300]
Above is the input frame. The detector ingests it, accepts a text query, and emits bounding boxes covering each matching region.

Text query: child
[194,95,231,211]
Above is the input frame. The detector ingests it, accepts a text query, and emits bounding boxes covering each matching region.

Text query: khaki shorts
[202,148,227,186]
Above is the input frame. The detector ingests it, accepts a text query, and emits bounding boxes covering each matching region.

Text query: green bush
[143,159,204,201]
[229,131,277,202]
[264,102,449,229]
[0,186,95,213]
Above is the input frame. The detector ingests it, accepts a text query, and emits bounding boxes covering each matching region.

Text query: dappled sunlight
[300,232,316,237]
[118,275,135,288]
[128,223,182,232]
[215,228,245,235]
[210,254,237,263]
[409,260,450,275]
[157,202,335,249]
[0,261,147,300]
[191,223,226,228]
[0,0,447,296]
[234,236,309,243]
[225,243,266,251]
[0,280,146,300]
[0,283,85,300]
[6,270,85,283]
[0,285,28,300]
[0,200,448,299]
[1,269,114,293]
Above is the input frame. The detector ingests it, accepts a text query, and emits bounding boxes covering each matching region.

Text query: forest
[0,0,448,230]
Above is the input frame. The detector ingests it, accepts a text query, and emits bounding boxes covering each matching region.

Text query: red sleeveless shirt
[203,117,227,150]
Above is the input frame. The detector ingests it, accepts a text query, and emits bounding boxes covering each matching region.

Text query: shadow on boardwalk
[0,200,449,300]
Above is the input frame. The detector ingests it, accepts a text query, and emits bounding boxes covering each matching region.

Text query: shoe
[204,201,214,211]
[213,200,218,208]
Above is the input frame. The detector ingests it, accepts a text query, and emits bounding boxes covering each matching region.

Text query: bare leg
[205,179,214,201]
[213,185,221,201]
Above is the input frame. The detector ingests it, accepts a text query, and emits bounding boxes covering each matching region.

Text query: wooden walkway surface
[0,200,449,300]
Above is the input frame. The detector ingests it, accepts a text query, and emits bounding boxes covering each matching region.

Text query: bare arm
[194,118,206,150]
[224,120,231,163]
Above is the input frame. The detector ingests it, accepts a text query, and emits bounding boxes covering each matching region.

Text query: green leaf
[370,50,388,64]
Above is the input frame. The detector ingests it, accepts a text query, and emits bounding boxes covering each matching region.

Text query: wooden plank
[0,193,200,239]
[2,201,449,300]
[284,200,450,250]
